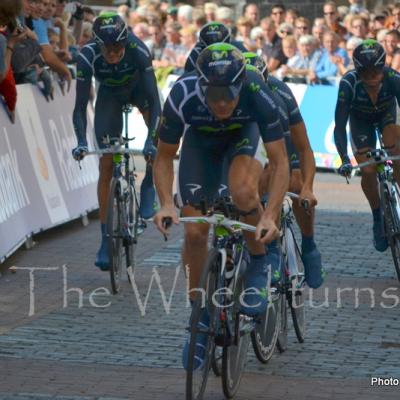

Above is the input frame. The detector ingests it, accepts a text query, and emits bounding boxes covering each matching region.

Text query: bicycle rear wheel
[186,249,220,400]
[382,183,400,281]
[222,274,251,399]
[276,285,288,353]
[251,288,280,363]
[107,178,124,294]
[287,227,306,343]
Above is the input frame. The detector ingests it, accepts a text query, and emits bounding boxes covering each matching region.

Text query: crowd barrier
[0,78,349,262]
[0,82,98,262]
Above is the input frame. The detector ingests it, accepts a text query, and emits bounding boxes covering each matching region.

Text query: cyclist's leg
[380,102,400,184]
[94,87,124,269]
[227,123,269,316]
[350,114,387,251]
[178,128,224,369]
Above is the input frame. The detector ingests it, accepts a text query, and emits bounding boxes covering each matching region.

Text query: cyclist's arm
[154,140,179,208]
[154,90,184,206]
[141,66,162,142]
[290,121,316,190]
[333,80,352,160]
[72,51,93,145]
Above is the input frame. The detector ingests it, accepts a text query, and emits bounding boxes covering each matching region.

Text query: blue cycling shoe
[266,241,283,286]
[139,165,157,220]
[373,220,389,252]
[182,308,210,371]
[240,255,269,317]
[302,246,325,289]
[95,224,110,271]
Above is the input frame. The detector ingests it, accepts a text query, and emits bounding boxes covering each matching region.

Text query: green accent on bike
[113,154,123,163]
[235,138,250,149]
[362,39,378,49]
[245,65,259,74]
[249,82,260,93]
[150,129,157,139]
[196,219,207,224]
[232,224,242,230]
[104,75,132,86]
[259,287,268,299]
[215,226,229,237]
[198,123,243,133]
[273,270,281,280]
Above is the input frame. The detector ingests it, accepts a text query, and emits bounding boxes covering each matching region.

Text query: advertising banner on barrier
[0,83,98,262]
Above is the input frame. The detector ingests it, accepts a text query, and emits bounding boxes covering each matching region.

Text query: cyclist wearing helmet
[243,52,324,289]
[184,21,247,73]
[335,39,400,252]
[153,43,289,369]
[72,13,161,271]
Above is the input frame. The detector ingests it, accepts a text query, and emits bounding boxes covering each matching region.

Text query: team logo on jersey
[186,184,202,195]
[212,51,228,61]
[249,82,260,93]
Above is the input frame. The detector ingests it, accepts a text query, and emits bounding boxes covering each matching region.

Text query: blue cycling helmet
[243,52,268,81]
[353,39,386,73]
[199,22,231,47]
[196,43,246,102]
[93,12,128,46]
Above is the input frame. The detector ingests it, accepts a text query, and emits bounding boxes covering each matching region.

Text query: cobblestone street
[0,173,399,399]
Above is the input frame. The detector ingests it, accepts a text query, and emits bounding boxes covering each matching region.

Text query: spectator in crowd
[350,16,369,40]
[311,31,348,84]
[392,3,400,29]
[166,6,178,24]
[285,9,299,26]
[294,17,311,40]
[277,22,294,39]
[377,28,389,45]
[204,3,217,23]
[250,26,265,54]
[323,1,347,39]
[278,34,320,84]
[335,35,362,75]
[54,0,66,18]
[215,7,235,33]
[192,7,207,31]
[159,21,185,74]
[177,5,193,28]
[133,22,149,42]
[82,6,95,23]
[30,0,71,88]
[179,25,197,55]
[260,16,286,72]
[0,0,26,122]
[348,0,367,15]
[236,16,253,49]
[78,21,92,48]
[148,23,167,68]
[243,3,260,28]
[312,22,327,47]
[270,3,286,29]
[383,29,400,71]
[275,34,298,81]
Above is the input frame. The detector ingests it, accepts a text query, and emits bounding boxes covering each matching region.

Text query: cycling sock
[302,235,316,253]
[100,223,106,236]
[372,208,381,222]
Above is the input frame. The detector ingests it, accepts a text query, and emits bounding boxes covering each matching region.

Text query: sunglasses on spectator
[280,30,291,34]
[272,11,284,15]
[393,12,400,17]
[324,12,335,15]
[296,26,308,30]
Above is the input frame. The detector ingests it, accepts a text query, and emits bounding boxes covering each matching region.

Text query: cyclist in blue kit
[153,43,290,369]
[71,13,161,270]
[184,21,247,73]
[335,39,400,252]
[243,52,324,289]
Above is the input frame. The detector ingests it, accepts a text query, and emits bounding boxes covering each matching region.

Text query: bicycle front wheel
[125,183,139,279]
[107,178,124,294]
[222,274,251,399]
[251,288,280,363]
[382,182,400,281]
[186,249,220,400]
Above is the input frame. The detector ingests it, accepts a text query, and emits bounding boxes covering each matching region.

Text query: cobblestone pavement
[0,173,400,399]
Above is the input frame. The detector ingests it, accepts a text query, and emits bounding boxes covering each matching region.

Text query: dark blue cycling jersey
[334,67,400,159]
[184,40,247,73]
[267,75,303,168]
[72,33,161,146]
[159,69,284,144]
